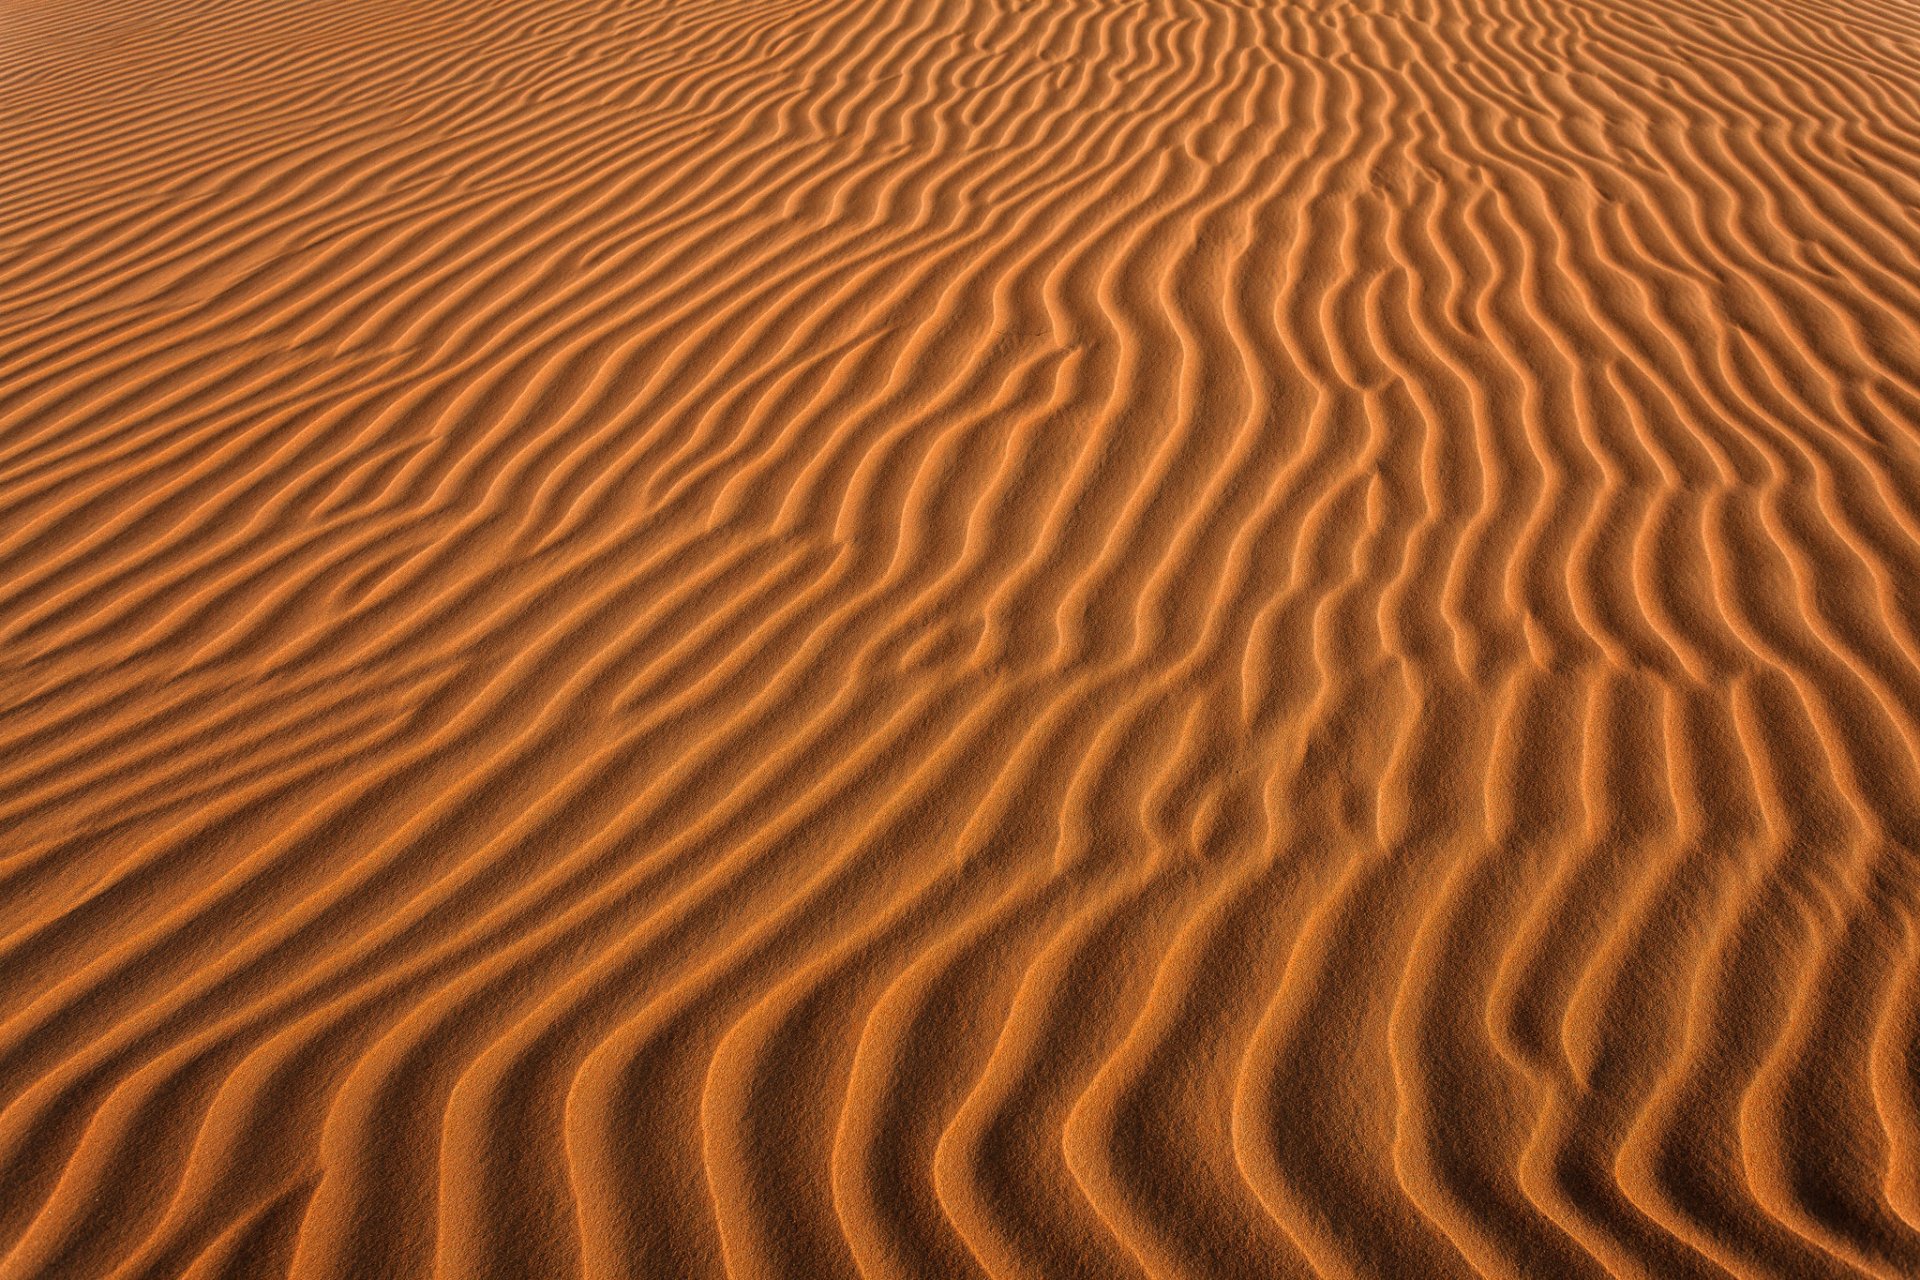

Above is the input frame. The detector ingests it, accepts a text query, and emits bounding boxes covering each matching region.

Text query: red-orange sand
[6,0,1920,1274]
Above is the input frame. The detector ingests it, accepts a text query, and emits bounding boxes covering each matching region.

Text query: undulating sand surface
[8,0,1920,1275]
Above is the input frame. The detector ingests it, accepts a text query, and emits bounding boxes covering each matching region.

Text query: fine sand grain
[7,0,1920,1274]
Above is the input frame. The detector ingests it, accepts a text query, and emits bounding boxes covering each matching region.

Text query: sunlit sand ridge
[6,0,1920,1274]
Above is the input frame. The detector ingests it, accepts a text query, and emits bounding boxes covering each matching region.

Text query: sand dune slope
[7,0,1920,1274]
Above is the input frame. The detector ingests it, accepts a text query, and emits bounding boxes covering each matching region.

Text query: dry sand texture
[6,0,1920,1274]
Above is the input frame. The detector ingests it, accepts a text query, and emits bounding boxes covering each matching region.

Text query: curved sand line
[7,0,1920,1274]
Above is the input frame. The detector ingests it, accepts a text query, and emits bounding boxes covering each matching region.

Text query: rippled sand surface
[7,0,1920,1274]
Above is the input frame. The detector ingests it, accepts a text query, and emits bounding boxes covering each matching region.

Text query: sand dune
[6,0,1920,1273]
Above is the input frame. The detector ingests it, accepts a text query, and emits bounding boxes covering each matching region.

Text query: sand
[5,0,1920,1274]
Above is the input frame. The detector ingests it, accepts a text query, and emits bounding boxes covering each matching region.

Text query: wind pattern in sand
[7,0,1920,1275]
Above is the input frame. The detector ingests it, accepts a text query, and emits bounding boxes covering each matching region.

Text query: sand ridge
[6,0,1920,1274]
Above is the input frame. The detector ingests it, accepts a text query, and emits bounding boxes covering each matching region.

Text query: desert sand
[5,0,1920,1274]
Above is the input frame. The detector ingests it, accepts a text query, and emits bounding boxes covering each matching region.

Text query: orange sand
[6,0,1920,1274]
